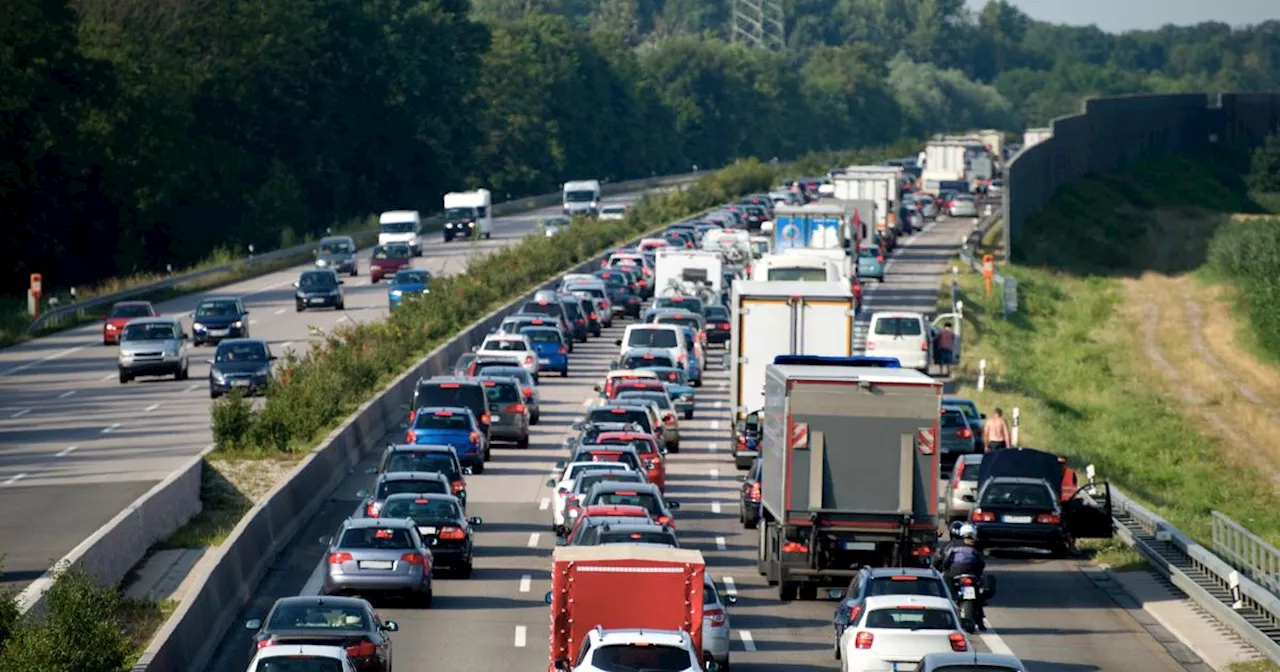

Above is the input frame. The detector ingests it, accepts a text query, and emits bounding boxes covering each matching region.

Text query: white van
[442,190,493,242]
[378,211,423,257]
[617,324,687,372]
[750,253,842,283]
[653,249,723,298]
[864,311,961,372]
[563,180,602,216]
[780,247,852,280]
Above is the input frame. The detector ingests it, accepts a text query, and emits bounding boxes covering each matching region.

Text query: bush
[1248,133,1280,193]
[0,568,134,672]
[213,158,782,454]
[1207,216,1280,358]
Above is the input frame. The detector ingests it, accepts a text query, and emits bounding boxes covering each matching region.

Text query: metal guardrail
[25,172,705,334]
[1214,512,1280,599]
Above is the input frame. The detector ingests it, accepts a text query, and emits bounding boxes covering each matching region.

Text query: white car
[568,627,705,672]
[949,195,979,217]
[599,204,630,220]
[476,334,538,378]
[246,644,357,672]
[547,462,634,533]
[918,651,1027,671]
[838,595,974,672]
[617,324,687,372]
[703,576,736,670]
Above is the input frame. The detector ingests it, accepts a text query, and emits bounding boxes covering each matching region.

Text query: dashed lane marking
[716,536,727,551]
[739,630,756,652]
[527,533,541,548]
[102,423,120,434]
[56,446,77,458]
[539,498,550,511]
[10,408,30,419]
[723,576,737,596]
[520,575,532,593]
[710,420,720,431]
[710,469,719,480]
[514,625,528,648]
[145,403,161,412]
[2,474,26,486]
[711,501,722,514]
[58,390,76,399]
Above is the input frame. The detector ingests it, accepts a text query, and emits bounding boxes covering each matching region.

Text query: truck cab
[442,190,493,242]
[563,180,602,217]
[378,210,423,257]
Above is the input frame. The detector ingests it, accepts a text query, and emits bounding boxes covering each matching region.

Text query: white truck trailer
[653,248,724,300]
[921,140,970,189]
[832,168,900,235]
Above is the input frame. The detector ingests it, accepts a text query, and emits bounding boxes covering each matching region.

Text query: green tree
[1248,133,1280,193]
[0,568,133,672]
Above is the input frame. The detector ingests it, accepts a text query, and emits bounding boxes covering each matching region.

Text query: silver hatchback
[117,316,190,383]
[943,454,985,524]
[321,517,435,606]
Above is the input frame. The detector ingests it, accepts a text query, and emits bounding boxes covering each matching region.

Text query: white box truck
[1023,127,1052,149]
[442,190,493,242]
[728,280,855,469]
[563,179,602,216]
[378,210,424,256]
[921,141,969,189]
[653,248,724,300]
[832,169,899,235]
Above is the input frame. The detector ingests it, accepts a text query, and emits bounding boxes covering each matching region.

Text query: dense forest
[4,0,1279,291]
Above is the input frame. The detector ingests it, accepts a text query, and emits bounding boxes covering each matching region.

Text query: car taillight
[346,641,377,658]
[644,459,656,469]
[522,386,533,398]
[469,431,480,444]
[257,638,275,649]
[558,344,568,354]
[451,480,465,494]
[399,552,425,566]
[912,545,932,557]
[524,355,534,366]
[406,430,416,443]
[1037,513,1061,524]
[737,435,747,448]
[957,428,972,439]
[505,403,526,413]
[664,413,675,425]
[601,301,610,308]
[854,631,874,649]
[480,413,490,425]
[959,576,975,586]
[720,322,730,330]
[365,501,380,516]
[877,255,884,263]
[781,541,808,554]
[576,318,585,325]
[949,633,969,651]
[329,552,353,564]
[590,313,598,320]
[656,515,671,525]
[749,483,760,500]
[705,608,726,627]
[439,526,467,540]
[921,340,929,351]
[408,410,417,423]
[972,509,995,522]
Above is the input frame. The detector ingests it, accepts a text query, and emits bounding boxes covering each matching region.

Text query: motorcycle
[950,573,994,627]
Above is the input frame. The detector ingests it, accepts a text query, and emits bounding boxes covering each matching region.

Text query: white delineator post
[977,359,986,391]
[1011,407,1020,447]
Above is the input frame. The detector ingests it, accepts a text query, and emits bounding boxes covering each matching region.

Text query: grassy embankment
[937,154,1280,575]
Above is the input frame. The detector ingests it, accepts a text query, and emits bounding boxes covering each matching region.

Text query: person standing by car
[934,322,955,376]
[984,408,1010,451]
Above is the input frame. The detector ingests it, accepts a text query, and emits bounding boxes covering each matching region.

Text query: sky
[963,0,1280,33]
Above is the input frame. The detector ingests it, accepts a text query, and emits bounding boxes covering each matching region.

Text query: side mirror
[949,521,963,538]
[659,447,668,455]
[181,333,189,340]
[317,535,333,545]
[383,620,399,632]
[338,280,345,285]
[960,617,977,634]
[469,517,484,526]
[724,594,738,605]
[292,281,299,289]
[471,345,479,352]
[462,466,474,475]
[666,501,680,510]
[546,479,557,487]
[592,384,601,392]
[545,591,555,605]
[244,619,262,630]
[356,490,369,498]
[615,339,623,346]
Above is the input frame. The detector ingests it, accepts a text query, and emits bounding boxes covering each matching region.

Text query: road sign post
[27,274,43,318]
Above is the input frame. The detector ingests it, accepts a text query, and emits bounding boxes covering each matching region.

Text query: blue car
[388,269,432,309]
[520,326,569,378]
[406,405,486,470]
[678,326,703,386]
[856,245,885,282]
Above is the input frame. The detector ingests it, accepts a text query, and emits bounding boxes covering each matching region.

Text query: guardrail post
[1011,407,1020,447]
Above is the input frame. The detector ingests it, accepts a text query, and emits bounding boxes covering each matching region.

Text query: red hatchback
[595,431,666,491]
[369,243,413,283]
[103,301,157,345]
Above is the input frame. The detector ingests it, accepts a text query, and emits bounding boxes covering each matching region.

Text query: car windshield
[394,271,429,285]
[623,354,673,369]
[256,657,345,672]
[873,317,923,336]
[318,241,352,255]
[445,207,476,220]
[384,453,455,476]
[588,409,649,426]
[338,527,414,550]
[598,530,675,545]
[378,479,447,498]
[656,316,701,331]
[864,607,956,630]
[565,190,595,203]
[482,339,528,352]
[704,306,729,320]
[380,221,415,234]
[981,483,1054,509]
[768,267,827,281]
[122,323,178,341]
[380,497,461,522]
[109,304,151,318]
[866,576,948,598]
[956,461,980,482]
[590,643,690,672]
[413,412,472,431]
[299,272,337,289]
[942,411,968,429]
[216,342,268,363]
[593,492,661,515]
[618,392,671,410]
[196,301,238,317]
[626,329,677,348]
[373,245,409,260]
[481,382,521,403]
[521,328,562,344]
[265,603,369,631]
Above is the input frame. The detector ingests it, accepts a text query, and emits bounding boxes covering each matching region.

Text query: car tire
[458,560,473,579]
[745,515,758,530]
[472,462,485,475]
[337,301,345,310]
[296,304,304,312]
[350,269,357,277]
[692,378,702,388]
[485,232,492,240]
[668,444,679,454]
[531,413,540,425]
[517,436,530,449]
[560,369,569,378]
[419,587,434,608]
[177,365,188,381]
[119,371,130,384]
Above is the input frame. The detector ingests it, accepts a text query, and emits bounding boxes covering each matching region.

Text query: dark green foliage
[1248,134,1280,193]
[1209,217,1280,359]
[0,568,134,672]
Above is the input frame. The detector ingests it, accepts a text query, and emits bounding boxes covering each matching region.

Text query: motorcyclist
[936,523,988,630]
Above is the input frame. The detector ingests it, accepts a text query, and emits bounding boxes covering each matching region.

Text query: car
[408,377,492,453]
[520,326,569,377]
[405,407,487,472]
[944,397,986,451]
[375,444,470,503]
[731,409,761,470]
[581,481,679,527]
[543,215,571,237]
[703,576,737,671]
[864,312,933,373]
[565,284,614,328]
[597,369,659,399]
[191,296,250,345]
[598,204,630,220]
[476,364,541,423]
[593,430,666,489]
[738,458,762,528]
[102,300,156,345]
[594,271,642,317]
[562,443,649,477]
[294,269,346,312]
[359,471,452,517]
[641,367,695,418]
[831,567,956,659]
[558,296,591,342]
[207,338,275,398]
[645,295,705,320]
[837,595,973,671]
[368,243,413,283]
[617,324,686,372]
[557,461,650,528]
[117,316,190,383]
[561,627,702,672]
[579,521,678,547]
[475,334,538,379]
[702,304,731,347]
[856,245,886,282]
[243,595,395,672]
[917,651,1028,671]
[376,493,482,577]
[519,299,579,342]
[949,194,979,217]
[572,295,602,337]
[315,235,359,276]
[387,269,431,309]
[968,476,1072,555]
[547,462,635,534]
[940,408,979,473]
[451,352,477,377]
[943,454,984,524]
[320,518,434,605]
[495,314,545,337]
[580,405,659,441]
[477,377,530,448]
[617,348,676,371]
[562,504,654,545]
[245,644,358,672]
[614,390,680,451]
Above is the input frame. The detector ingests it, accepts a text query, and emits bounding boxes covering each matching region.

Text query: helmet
[958,523,977,540]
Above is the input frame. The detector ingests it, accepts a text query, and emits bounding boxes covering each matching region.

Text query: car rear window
[866,576,948,598]
[481,381,521,403]
[622,354,674,369]
[338,527,414,549]
[473,360,520,376]
[257,658,344,672]
[704,306,729,320]
[109,304,152,318]
[863,607,956,630]
[378,479,448,499]
[561,302,583,319]
[859,247,879,258]
[598,531,676,546]
[593,492,660,515]
[956,461,980,482]
[981,483,1054,509]
[380,497,461,522]
[655,316,701,331]
[521,302,563,318]
[655,297,703,313]
[481,367,529,383]
[768,267,827,282]
[265,603,368,631]
[587,409,649,427]
[521,328,562,344]
[414,383,485,415]
[590,644,690,672]
[483,339,528,352]
[383,453,456,477]
[577,460,645,482]
[617,392,671,410]
[413,412,472,431]
[626,328,678,349]
[873,317,923,336]
[942,410,967,428]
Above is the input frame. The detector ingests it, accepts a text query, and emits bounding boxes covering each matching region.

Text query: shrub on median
[0,567,134,672]
[213,159,781,454]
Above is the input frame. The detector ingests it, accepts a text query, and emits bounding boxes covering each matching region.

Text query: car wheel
[210,389,220,399]
[296,304,304,312]
[668,444,679,454]
[684,410,694,420]
[517,436,530,449]
[458,559,473,579]
[472,462,485,475]
[337,301,345,310]
[485,232,492,240]
[720,657,731,672]
[119,371,130,384]
[692,378,702,388]
[177,365,188,381]
[531,413,540,425]
[350,269,357,277]
[560,369,569,378]
[745,514,758,530]
[419,587,434,608]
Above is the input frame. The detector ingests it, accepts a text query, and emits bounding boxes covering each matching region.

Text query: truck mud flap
[1065,481,1113,539]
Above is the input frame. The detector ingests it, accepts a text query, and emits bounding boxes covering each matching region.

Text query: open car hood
[977,447,1063,501]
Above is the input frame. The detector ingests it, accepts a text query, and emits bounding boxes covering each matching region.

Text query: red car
[369,243,413,283]
[102,301,157,345]
[594,431,666,491]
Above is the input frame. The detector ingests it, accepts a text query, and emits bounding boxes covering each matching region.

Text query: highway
[0,193,644,594]
[201,211,1194,672]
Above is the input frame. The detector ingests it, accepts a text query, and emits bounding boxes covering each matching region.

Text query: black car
[208,338,276,399]
[295,269,346,312]
[376,493,482,577]
[940,408,979,473]
[739,458,762,529]
[191,296,249,345]
[375,444,470,503]
[410,377,492,455]
[594,270,641,317]
[702,305,731,346]
[244,595,397,672]
[574,295,601,337]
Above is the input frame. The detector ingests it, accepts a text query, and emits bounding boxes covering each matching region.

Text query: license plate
[231,380,250,387]
[962,586,977,600]
[538,358,550,365]
[309,298,324,304]
[490,414,502,422]
[209,329,228,336]
[418,526,437,536]
[358,560,393,570]
[843,541,875,551]
[1003,515,1032,524]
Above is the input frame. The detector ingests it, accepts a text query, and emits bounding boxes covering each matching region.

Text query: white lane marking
[184,383,200,393]
[337,316,350,323]
[274,308,287,315]
[301,558,326,596]
[145,403,161,412]
[1,345,86,377]
[56,446,77,458]
[581,398,595,408]
[708,442,718,453]
[723,576,737,597]
[710,420,720,431]
[514,625,528,648]
[248,319,258,325]
[527,533,541,548]
[979,625,1015,655]
[102,423,120,434]
[539,497,550,511]
[58,390,77,399]
[715,536,727,551]
[717,381,727,391]
[10,408,31,419]
[101,373,115,382]
[714,400,723,409]
[739,630,757,652]
[520,575,532,593]
[710,469,719,480]
[711,501,722,514]
[3,474,27,486]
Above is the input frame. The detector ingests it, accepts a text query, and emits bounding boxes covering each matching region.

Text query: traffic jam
[240,162,1116,672]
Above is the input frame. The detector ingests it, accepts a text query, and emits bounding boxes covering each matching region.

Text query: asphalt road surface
[202,213,1190,672]
[0,193,644,593]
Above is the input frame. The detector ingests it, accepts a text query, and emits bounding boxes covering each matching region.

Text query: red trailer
[546,546,706,672]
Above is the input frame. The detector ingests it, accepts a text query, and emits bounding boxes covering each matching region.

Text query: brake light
[720,322,730,330]
[854,631,874,649]
[866,341,876,350]
[1036,513,1061,524]
[847,605,863,625]
[576,318,584,325]
[781,541,808,554]
[399,552,425,566]
[972,509,995,522]
[481,413,490,425]
[912,545,932,556]
[257,638,275,649]
[329,552,353,564]
[524,356,534,366]
[957,428,972,439]
[591,313,598,320]
[522,386,533,397]
[505,403,526,413]
[877,255,884,263]
[408,410,416,423]
[439,526,467,540]
[921,340,929,351]
[949,633,969,652]
[705,608,726,627]
[557,344,568,355]
[959,576,975,586]
[346,641,377,658]
[406,430,416,443]
[365,501,380,516]
[451,480,465,495]
[469,431,480,444]
[440,383,460,389]
[749,482,760,500]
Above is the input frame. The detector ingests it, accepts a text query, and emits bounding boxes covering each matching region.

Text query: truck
[757,356,944,599]
[442,190,493,242]
[546,545,706,672]
[563,179,602,216]
[377,210,424,257]
[654,248,724,300]
[728,281,855,469]
[771,203,848,253]
[921,140,970,189]
[832,168,899,236]
[1023,127,1052,149]
[835,198,876,245]
[966,154,994,186]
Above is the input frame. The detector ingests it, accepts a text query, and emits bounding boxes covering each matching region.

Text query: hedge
[212,158,780,454]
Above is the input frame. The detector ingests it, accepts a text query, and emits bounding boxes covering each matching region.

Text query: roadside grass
[160,458,295,549]
[1230,659,1280,672]
[1075,538,1148,572]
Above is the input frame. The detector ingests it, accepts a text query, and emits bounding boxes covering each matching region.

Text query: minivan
[617,324,687,372]
[378,210,423,257]
[863,311,960,373]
